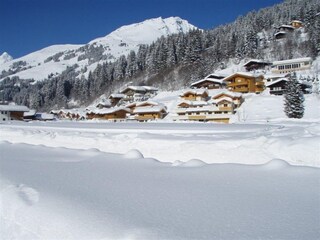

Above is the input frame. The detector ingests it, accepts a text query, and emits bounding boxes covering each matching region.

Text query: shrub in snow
[284,72,305,119]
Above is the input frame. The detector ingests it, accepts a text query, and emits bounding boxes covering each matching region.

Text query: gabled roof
[109,93,125,99]
[274,31,287,36]
[0,104,29,112]
[243,59,271,67]
[190,78,223,87]
[266,78,288,87]
[291,20,302,24]
[120,86,158,94]
[222,72,263,82]
[209,97,234,104]
[180,89,209,97]
[96,100,112,107]
[177,100,208,107]
[136,100,160,107]
[211,90,242,99]
[133,105,166,114]
[279,24,295,30]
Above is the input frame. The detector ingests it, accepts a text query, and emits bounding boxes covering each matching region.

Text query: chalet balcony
[218,107,233,112]
[135,116,158,121]
[188,115,207,120]
[228,82,248,87]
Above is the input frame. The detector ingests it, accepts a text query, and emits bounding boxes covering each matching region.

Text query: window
[3,118,5,121]
[224,104,228,107]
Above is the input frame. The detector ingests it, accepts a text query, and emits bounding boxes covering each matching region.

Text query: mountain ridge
[0,17,196,82]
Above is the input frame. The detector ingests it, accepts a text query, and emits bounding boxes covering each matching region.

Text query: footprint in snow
[17,185,39,206]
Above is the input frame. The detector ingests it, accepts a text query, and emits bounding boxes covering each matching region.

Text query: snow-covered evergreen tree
[284,72,305,119]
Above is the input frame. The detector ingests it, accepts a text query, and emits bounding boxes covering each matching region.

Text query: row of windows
[277,63,301,70]
[179,111,231,116]
[1,111,8,114]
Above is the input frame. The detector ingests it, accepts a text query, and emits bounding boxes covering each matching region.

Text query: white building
[0,104,29,122]
[271,57,312,74]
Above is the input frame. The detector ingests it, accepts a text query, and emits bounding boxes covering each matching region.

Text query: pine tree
[284,72,305,119]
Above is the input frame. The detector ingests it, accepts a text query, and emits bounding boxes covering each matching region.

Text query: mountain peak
[90,16,196,45]
[0,52,13,65]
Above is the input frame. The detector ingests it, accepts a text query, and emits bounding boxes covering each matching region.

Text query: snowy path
[1,121,319,167]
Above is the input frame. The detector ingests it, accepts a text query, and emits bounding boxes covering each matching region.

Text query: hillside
[0,0,319,110]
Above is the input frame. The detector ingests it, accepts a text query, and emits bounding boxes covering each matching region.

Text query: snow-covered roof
[96,100,112,107]
[274,31,287,36]
[210,90,242,99]
[133,106,166,114]
[291,20,302,24]
[120,86,158,94]
[88,107,131,115]
[178,100,208,107]
[222,72,263,81]
[279,24,295,29]
[266,78,288,87]
[180,89,209,97]
[23,109,36,117]
[142,86,158,91]
[273,57,312,65]
[209,97,234,104]
[109,94,125,99]
[0,104,29,112]
[190,78,223,87]
[136,100,160,107]
[243,59,271,66]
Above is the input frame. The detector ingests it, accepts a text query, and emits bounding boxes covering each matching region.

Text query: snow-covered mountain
[0,17,196,82]
[0,52,13,65]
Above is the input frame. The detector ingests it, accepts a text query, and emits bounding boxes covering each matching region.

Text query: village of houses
[0,55,313,124]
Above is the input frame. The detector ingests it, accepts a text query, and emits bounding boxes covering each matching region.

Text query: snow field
[1,120,319,167]
[0,141,319,239]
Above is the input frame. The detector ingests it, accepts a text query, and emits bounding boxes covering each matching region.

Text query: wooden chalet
[86,107,131,121]
[120,86,158,103]
[174,90,242,124]
[96,100,112,109]
[222,72,264,93]
[243,59,271,72]
[211,91,243,108]
[133,105,167,122]
[266,78,288,95]
[180,89,209,101]
[50,109,85,120]
[291,20,303,28]
[0,104,29,121]
[108,94,125,106]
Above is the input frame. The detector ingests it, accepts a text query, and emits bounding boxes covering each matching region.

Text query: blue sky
[1,0,283,58]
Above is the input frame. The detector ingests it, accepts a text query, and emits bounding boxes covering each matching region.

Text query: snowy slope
[0,17,196,82]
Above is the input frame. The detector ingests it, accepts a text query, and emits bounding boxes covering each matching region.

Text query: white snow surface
[0,139,319,239]
[1,91,320,239]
